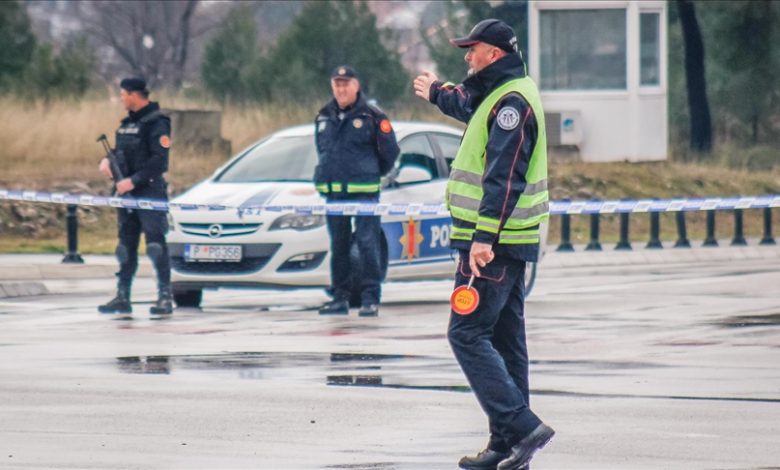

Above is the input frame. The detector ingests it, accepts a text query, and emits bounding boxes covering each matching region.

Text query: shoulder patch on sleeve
[159,135,171,149]
[496,106,520,131]
[379,119,393,134]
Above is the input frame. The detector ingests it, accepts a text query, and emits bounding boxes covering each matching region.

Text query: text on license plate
[184,244,242,262]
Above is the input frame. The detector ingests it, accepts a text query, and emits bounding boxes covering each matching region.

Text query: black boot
[458,446,509,470]
[98,288,132,314]
[358,303,379,317]
[319,299,349,315]
[150,286,173,316]
[497,424,555,470]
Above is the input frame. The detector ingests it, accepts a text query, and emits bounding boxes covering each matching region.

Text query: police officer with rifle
[97,78,173,317]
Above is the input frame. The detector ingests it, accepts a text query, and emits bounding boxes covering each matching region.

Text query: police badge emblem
[353,118,363,129]
[496,107,521,130]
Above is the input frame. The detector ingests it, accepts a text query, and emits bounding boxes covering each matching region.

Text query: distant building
[529,0,668,162]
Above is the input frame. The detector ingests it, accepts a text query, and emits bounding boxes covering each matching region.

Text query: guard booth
[528,0,667,162]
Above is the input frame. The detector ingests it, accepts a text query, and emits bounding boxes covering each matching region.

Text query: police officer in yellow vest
[414,20,554,470]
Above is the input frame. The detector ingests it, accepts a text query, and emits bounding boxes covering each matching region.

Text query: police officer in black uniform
[314,66,400,317]
[98,78,173,316]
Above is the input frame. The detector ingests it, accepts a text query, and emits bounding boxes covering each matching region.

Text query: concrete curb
[0,282,49,298]
[0,255,153,282]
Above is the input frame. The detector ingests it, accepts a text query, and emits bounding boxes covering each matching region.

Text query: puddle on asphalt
[111,353,675,392]
[109,352,780,403]
[717,312,780,328]
[326,374,470,393]
[654,340,721,347]
[214,304,321,313]
[533,389,780,404]
[324,463,398,469]
[532,359,668,370]
[113,352,465,391]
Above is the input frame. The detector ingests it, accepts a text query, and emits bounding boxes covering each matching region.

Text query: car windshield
[215,135,317,183]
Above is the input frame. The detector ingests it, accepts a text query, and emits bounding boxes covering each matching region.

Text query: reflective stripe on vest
[346,182,381,193]
[446,76,548,244]
[315,181,380,194]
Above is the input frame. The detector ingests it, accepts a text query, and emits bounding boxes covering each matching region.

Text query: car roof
[272,121,463,139]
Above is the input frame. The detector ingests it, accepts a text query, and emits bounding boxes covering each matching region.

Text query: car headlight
[269,214,326,231]
[167,212,175,231]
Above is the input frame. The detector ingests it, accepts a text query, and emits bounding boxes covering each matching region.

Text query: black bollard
[731,209,747,246]
[703,210,718,246]
[62,204,85,264]
[674,211,691,248]
[646,212,663,249]
[760,207,776,245]
[556,213,574,252]
[585,213,602,251]
[615,212,632,250]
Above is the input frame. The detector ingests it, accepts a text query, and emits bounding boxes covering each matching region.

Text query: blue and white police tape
[1,188,779,216]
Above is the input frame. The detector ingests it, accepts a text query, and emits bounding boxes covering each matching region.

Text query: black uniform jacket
[429,53,541,263]
[116,102,171,199]
[314,93,400,200]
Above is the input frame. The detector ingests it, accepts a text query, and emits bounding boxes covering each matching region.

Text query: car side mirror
[396,165,433,185]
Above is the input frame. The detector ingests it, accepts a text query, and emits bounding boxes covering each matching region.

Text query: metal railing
[58,203,777,264]
[556,206,776,252]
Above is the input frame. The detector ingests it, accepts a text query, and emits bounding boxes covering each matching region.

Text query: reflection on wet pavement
[114,352,465,391]
[532,389,780,404]
[327,375,471,393]
[114,352,780,405]
[111,352,780,404]
[324,463,399,469]
[117,356,171,375]
[717,312,780,328]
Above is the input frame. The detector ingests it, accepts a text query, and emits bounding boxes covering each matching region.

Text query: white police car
[167,122,547,308]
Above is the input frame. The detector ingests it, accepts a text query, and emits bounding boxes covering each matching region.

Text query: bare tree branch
[77,0,202,88]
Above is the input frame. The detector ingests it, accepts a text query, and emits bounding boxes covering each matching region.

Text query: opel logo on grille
[208,224,223,238]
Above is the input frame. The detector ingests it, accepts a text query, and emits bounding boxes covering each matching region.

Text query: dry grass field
[1,94,779,253]
[0,94,450,192]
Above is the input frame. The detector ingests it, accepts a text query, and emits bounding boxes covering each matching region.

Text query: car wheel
[524,262,537,298]
[348,233,389,308]
[173,288,203,308]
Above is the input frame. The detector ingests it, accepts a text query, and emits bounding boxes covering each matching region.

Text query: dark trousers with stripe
[448,250,542,451]
[326,206,382,306]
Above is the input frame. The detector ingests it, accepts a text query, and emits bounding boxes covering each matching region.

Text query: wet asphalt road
[1,258,779,469]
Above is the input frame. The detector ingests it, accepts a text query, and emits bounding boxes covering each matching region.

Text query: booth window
[540,9,627,90]
[640,12,661,86]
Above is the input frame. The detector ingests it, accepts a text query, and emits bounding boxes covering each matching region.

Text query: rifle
[97,134,128,183]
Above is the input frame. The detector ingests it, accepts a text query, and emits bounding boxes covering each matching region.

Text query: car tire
[348,233,389,308]
[173,288,203,308]
[524,262,537,298]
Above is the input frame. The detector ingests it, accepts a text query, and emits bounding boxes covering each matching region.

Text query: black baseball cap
[450,19,518,54]
[120,77,149,93]
[331,65,358,81]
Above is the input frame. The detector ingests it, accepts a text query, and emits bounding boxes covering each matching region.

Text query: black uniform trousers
[326,197,382,305]
[116,206,170,290]
[448,249,542,452]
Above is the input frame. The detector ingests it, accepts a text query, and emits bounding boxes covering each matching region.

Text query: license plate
[184,244,242,262]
